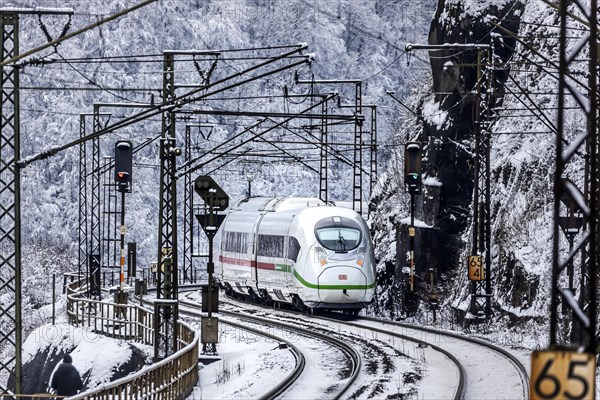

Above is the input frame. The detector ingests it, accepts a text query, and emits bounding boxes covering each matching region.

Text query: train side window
[258,234,284,258]
[223,231,249,253]
[287,237,301,262]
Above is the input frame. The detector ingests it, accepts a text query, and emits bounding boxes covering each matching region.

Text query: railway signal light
[114,140,132,193]
[404,142,422,194]
[162,137,182,159]
[194,175,229,211]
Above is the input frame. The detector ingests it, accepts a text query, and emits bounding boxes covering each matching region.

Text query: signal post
[403,142,422,314]
[114,140,132,315]
[194,175,229,354]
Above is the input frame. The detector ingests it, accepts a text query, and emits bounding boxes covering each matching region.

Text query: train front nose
[317,266,368,303]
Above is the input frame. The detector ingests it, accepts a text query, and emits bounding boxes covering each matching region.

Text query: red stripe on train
[220,255,276,270]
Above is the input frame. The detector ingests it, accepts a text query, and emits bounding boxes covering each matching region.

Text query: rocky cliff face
[368,0,581,350]
[428,0,523,107]
[370,0,527,315]
[410,0,525,278]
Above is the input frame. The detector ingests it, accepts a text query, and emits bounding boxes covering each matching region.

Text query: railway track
[178,297,361,399]
[175,290,463,399]
[140,292,359,399]
[329,315,529,399]
[210,292,528,399]
[145,286,527,399]
[178,304,304,399]
[216,297,464,400]
[358,316,530,399]
[138,296,302,398]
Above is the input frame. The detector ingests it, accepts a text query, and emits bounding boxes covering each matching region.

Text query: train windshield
[314,217,362,253]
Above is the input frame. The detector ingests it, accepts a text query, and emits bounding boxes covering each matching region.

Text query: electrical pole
[0,8,73,394]
[320,96,329,203]
[0,11,22,395]
[295,75,364,213]
[78,115,88,284]
[90,106,102,297]
[530,0,598,398]
[367,105,378,196]
[184,125,194,284]
[470,47,493,318]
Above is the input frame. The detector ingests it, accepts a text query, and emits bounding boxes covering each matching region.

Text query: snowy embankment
[22,322,152,394]
[17,294,151,395]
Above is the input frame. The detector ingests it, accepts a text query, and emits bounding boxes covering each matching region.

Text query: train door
[251,212,267,286]
[284,218,295,289]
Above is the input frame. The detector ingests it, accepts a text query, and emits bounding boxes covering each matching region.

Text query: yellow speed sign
[468,255,484,281]
[531,350,595,400]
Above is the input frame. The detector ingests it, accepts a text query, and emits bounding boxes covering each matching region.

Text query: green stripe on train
[293,270,375,290]
[274,264,291,272]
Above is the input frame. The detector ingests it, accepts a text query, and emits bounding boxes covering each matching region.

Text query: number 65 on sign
[531,350,595,400]
[468,255,484,281]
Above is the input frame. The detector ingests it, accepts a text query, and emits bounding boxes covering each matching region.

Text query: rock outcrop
[406,0,525,278]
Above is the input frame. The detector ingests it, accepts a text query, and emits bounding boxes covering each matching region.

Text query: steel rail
[257,302,528,400]
[175,300,306,400]
[178,297,361,400]
[170,285,464,399]
[221,299,465,400]
[311,314,466,400]
[359,316,530,399]
[137,293,307,400]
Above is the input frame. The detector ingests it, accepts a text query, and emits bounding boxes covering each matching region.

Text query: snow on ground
[192,295,432,399]
[353,320,527,399]
[23,323,152,388]
[187,322,295,399]
[21,292,530,399]
[417,345,459,400]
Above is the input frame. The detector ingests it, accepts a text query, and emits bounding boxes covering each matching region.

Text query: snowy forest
[7,0,435,341]
[2,0,593,373]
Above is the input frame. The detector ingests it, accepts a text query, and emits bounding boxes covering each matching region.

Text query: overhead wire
[54,51,140,103]
[14,3,438,186]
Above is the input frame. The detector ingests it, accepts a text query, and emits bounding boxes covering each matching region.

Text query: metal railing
[64,275,199,399]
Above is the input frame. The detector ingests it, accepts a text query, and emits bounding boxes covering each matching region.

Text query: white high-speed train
[215,197,376,311]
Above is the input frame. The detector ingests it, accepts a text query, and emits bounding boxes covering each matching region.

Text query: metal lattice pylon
[89,107,102,296]
[183,125,193,283]
[352,82,363,214]
[158,52,177,300]
[78,115,88,282]
[0,11,21,394]
[368,105,378,196]
[319,97,328,203]
[550,0,598,351]
[470,47,493,317]
[101,155,119,275]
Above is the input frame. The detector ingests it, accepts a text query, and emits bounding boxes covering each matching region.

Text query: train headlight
[356,254,365,267]
[315,247,328,267]
[320,256,328,267]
